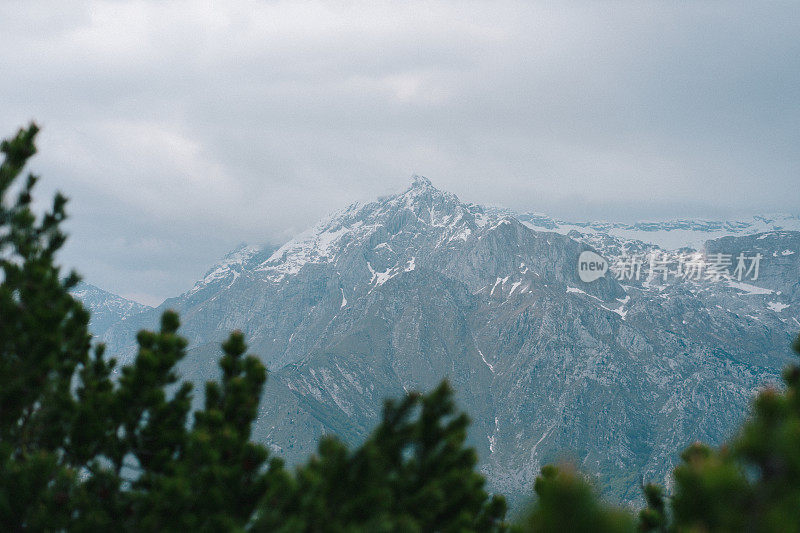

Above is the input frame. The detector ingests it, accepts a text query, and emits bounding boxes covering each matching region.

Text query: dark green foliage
[135,330,270,531]
[0,124,505,531]
[668,337,800,532]
[0,125,274,530]
[0,124,92,529]
[6,122,800,531]
[638,482,666,532]
[254,382,508,532]
[517,464,635,533]
[518,336,800,532]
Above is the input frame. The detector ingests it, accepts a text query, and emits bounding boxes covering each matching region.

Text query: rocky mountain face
[70,282,151,337]
[83,177,799,505]
[505,209,800,251]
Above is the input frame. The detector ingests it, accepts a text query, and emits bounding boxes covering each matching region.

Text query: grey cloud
[1,0,798,304]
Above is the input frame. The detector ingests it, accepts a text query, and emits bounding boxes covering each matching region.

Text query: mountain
[97,177,799,505]
[504,209,800,251]
[70,282,151,338]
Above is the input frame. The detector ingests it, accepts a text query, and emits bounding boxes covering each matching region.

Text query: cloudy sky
[1,1,798,305]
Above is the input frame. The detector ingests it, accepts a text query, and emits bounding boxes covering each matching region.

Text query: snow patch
[478,348,495,374]
[188,245,258,294]
[566,286,603,302]
[767,301,789,312]
[258,223,357,280]
[491,276,509,296]
[488,416,500,454]
[373,268,396,286]
[727,281,773,295]
[449,226,472,242]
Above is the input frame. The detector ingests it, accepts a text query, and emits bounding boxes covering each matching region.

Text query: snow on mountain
[70,282,151,338]
[95,176,800,506]
[505,210,800,251]
[188,243,261,295]
[255,175,489,283]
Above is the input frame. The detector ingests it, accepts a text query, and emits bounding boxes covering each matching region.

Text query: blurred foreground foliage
[1,124,799,531]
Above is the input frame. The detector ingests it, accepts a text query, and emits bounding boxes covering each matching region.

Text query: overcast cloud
[1,1,798,305]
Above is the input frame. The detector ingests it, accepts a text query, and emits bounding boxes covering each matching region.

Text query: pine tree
[668,335,800,531]
[253,382,508,532]
[11,121,800,531]
[135,330,270,530]
[516,464,635,533]
[637,482,666,533]
[518,334,800,532]
[0,124,92,529]
[0,124,274,530]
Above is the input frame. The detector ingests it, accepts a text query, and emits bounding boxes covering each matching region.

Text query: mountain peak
[410,174,433,188]
[253,176,493,282]
[398,174,459,205]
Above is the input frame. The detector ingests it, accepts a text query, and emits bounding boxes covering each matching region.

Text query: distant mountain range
[492,208,800,251]
[70,282,151,337]
[75,176,800,505]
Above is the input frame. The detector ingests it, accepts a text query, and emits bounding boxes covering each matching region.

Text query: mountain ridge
[76,176,799,505]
